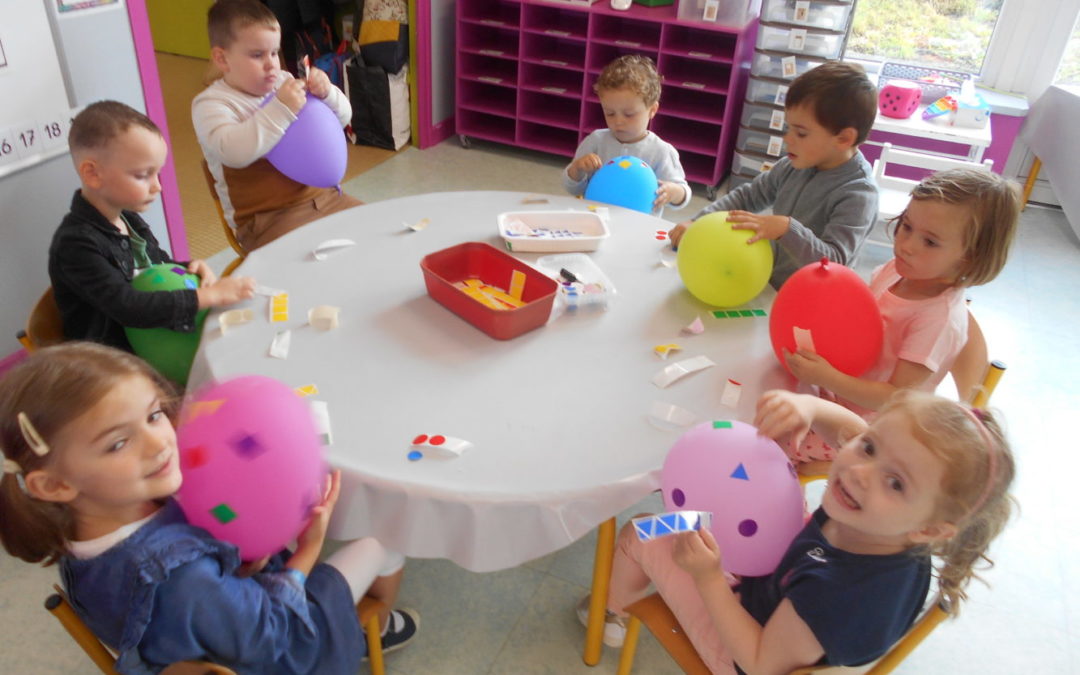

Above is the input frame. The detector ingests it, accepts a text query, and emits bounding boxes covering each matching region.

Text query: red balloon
[769,258,883,377]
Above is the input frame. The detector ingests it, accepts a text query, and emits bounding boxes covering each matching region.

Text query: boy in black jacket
[49,101,255,352]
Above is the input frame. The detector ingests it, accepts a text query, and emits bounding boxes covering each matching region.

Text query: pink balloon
[661,420,804,576]
[265,93,347,188]
[176,375,328,560]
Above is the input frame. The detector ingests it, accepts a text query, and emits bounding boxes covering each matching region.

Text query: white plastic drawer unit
[739,101,787,134]
[732,150,781,177]
[747,76,794,107]
[761,0,853,31]
[735,125,788,158]
[758,22,845,59]
[750,49,828,81]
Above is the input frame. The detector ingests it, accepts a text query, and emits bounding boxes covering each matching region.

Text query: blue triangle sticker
[730,463,749,481]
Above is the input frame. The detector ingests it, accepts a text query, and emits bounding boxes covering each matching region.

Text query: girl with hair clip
[582,389,1014,674]
[0,342,417,675]
[784,167,1021,464]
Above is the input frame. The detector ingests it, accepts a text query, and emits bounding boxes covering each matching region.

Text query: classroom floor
[3,122,1079,672]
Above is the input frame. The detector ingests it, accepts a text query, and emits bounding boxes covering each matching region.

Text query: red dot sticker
[655,235,666,240]
[430,435,446,446]
[412,434,428,445]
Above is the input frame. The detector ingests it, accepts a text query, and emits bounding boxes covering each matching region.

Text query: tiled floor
[3,139,1078,674]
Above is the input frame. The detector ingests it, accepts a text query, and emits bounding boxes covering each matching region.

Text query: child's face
[598,87,658,144]
[783,103,854,171]
[823,409,950,547]
[43,375,181,524]
[214,23,283,97]
[91,126,167,214]
[893,199,969,284]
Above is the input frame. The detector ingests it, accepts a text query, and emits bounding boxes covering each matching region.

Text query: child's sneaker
[576,595,627,648]
[365,608,420,658]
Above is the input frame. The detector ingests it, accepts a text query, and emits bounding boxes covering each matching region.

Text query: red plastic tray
[420,242,558,340]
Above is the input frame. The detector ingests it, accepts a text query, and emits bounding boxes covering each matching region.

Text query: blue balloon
[584,155,659,214]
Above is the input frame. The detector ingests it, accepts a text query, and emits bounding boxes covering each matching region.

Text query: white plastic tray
[498,210,610,252]
[535,253,617,312]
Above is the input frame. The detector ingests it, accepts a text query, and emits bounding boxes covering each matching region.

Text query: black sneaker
[375,608,420,656]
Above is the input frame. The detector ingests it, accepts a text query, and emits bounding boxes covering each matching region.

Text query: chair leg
[583,517,617,666]
[616,615,643,675]
[358,596,387,675]
[1021,156,1041,211]
[45,591,119,674]
[222,256,243,277]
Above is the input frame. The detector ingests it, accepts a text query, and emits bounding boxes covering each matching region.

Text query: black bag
[344,54,395,151]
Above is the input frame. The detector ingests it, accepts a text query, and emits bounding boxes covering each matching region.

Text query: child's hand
[727,211,790,244]
[754,390,815,456]
[673,528,724,583]
[197,275,256,308]
[187,260,218,287]
[785,348,838,388]
[295,470,341,553]
[306,67,332,99]
[668,221,692,249]
[568,153,602,181]
[653,181,687,210]
[276,77,307,115]
[237,555,271,578]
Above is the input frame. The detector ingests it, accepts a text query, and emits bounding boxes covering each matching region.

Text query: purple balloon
[661,420,805,576]
[265,93,347,188]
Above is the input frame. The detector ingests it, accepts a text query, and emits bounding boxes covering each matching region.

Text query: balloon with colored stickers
[124,264,208,386]
[176,375,329,561]
[661,420,804,576]
[584,155,659,214]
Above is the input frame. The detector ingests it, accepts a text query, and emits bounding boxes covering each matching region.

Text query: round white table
[189,191,786,575]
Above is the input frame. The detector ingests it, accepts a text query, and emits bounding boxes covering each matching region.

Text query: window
[845,0,1005,76]
[1055,14,1080,84]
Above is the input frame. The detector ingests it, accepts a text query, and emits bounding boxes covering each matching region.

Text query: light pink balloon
[176,375,328,560]
[661,420,804,576]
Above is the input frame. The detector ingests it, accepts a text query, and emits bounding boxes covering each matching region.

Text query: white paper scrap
[219,308,253,335]
[793,326,816,353]
[308,305,340,331]
[648,401,697,431]
[313,238,356,260]
[721,379,743,409]
[658,247,677,268]
[632,511,712,542]
[404,218,430,232]
[254,285,285,297]
[269,329,292,359]
[309,400,333,445]
[411,434,473,458]
[652,355,716,388]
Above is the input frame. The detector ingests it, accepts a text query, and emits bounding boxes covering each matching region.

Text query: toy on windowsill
[921,95,957,121]
[953,78,991,129]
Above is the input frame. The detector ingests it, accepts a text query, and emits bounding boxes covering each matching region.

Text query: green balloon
[124,263,208,386]
[676,212,774,307]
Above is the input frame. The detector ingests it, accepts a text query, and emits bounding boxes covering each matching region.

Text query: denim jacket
[48,191,200,352]
[60,500,364,675]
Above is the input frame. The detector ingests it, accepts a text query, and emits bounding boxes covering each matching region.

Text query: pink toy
[878,81,922,119]
[769,258,883,378]
[176,375,328,560]
[661,420,804,576]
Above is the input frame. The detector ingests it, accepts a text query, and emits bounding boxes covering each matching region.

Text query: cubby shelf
[455,0,758,192]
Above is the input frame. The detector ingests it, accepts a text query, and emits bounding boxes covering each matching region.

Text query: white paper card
[313,238,356,261]
[781,56,797,79]
[219,308,254,335]
[269,329,292,359]
[793,326,816,353]
[648,401,698,431]
[766,135,784,157]
[794,1,810,22]
[769,109,786,131]
[703,0,719,21]
[309,400,333,445]
[308,305,341,331]
[775,85,789,106]
[652,355,716,388]
[789,28,807,51]
[721,379,743,409]
[632,511,712,541]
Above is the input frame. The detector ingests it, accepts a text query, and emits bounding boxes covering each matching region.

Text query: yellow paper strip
[483,286,525,308]
[508,270,526,300]
[270,293,289,322]
[295,384,319,397]
[462,286,507,310]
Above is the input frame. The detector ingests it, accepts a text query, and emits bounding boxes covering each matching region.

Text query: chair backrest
[872,142,994,220]
[200,160,246,259]
[17,287,64,353]
[45,585,237,675]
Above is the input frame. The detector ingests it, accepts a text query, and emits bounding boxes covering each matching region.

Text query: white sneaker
[576,595,627,648]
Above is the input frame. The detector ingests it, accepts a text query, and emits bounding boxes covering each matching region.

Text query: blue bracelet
[285,568,307,587]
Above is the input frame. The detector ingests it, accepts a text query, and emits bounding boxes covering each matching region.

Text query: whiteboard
[0,0,78,177]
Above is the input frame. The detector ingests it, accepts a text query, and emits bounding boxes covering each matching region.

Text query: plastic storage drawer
[747,76,794,106]
[732,150,781,177]
[751,49,828,81]
[740,100,787,133]
[758,22,845,59]
[761,0,853,31]
[735,125,788,158]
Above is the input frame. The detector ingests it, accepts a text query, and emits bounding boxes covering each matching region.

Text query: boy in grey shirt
[669,62,879,288]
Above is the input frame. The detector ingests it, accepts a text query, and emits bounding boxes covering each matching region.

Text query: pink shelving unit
[455,0,759,197]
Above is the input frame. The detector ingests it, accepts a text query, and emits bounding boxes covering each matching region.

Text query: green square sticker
[210,503,237,524]
[739,310,754,317]
[727,311,742,318]
[712,420,733,429]
[752,309,767,316]
[712,310,726,318]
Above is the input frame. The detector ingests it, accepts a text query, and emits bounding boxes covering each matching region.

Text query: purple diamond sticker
[230,433,266,460]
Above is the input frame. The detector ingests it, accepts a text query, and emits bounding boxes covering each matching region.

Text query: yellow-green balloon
[676,212,774,307]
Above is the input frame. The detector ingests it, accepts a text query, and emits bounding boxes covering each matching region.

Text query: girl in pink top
[785,168,1021,462]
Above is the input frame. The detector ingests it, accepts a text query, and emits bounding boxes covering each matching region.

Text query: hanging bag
[344,53,396,150]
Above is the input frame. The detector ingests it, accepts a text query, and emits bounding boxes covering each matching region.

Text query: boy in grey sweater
[669,62,879,288]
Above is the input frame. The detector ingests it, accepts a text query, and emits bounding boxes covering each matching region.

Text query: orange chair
[200,160,246,277]
[15,287,64,353]
[46,584,389,675]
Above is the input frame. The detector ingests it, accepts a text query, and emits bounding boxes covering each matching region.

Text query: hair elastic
[17,412,50,457]
[956,405,999,519]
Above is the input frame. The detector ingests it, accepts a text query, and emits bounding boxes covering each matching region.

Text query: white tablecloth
[1020,84,1080,241]
[189,191,786,572]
